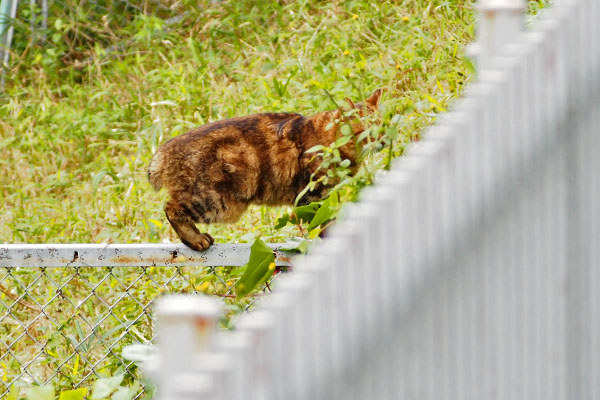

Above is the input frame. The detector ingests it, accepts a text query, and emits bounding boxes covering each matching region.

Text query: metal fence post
[0,0,17,87]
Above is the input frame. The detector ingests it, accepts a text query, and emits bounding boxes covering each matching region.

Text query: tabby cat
[148,89,382,250]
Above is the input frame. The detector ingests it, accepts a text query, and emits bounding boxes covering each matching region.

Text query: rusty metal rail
[0,243,291,267]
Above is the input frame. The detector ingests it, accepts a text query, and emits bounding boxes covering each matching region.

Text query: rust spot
[110,255,145,264]
[108,255,178,265]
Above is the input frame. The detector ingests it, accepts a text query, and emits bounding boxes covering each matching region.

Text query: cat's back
[148,112,303,190]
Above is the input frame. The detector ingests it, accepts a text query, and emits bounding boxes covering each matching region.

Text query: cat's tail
[147,150,165,190]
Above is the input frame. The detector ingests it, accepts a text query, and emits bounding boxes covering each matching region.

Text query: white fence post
[153,295,222,400]
[145,1,600,398]
[214,331,253,400]
[469,0,527,71]
[234,310,275,400]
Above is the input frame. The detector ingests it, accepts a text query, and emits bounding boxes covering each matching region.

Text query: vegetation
[0,0,476,245]
[0,0,549,398]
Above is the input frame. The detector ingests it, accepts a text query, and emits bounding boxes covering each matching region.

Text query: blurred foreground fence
[0,244,289,397]
[151,0,600,399]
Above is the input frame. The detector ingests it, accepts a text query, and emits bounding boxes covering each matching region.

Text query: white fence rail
[151,0,600,399]
[0,243,291,268]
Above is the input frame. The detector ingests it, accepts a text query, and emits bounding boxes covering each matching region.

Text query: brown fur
[148,89,382,250]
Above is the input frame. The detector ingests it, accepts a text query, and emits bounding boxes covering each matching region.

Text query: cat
[148,88,382,251]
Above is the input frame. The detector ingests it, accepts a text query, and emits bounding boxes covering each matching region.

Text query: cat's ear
[365,88,382,110]
[277,115,305,140]
[344,98,356,109]
[333,108,342,120]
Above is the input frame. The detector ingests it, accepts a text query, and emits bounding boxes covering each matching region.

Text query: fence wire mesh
[2,0,182,80]
[0,261,281,397]
[17,0,178,36]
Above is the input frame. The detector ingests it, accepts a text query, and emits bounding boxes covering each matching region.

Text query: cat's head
[296,88,383,204]
[332,88,382,136]
[336,88,382,119]
[298,87,383,160]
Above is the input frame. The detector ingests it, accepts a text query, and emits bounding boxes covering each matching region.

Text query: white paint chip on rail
[0,243,292,267]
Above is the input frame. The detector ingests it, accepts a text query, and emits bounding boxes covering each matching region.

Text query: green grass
[1,0,477,245]
[0,0,551,397]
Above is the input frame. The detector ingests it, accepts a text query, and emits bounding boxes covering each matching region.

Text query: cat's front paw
[181,233,214,251]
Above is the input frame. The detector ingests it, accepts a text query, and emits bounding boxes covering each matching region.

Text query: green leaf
[294,181,316,206]
[280,238,308,253]
[236,238,276,298]
[305,144,324,154]
[297,239,310,253]
[294,203,319,222]
[329,190,339,207]
[340,124,352,136]
[101,319,136,341]
[26,385,55,400]
[308,196,337,230]
[91,375,124,399]
[186,37,200,65]
[282,238,311,253]
[59,388,88,400]
[357,129,372,143]
[334,135,352,148]
[274,213,290,229]
[339,159,351,168]
[111,382,140,400]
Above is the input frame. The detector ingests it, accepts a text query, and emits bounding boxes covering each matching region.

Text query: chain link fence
[1,0,184,86]
[0,244,287,398]
[0,1,246,394]
[12,0,178,41]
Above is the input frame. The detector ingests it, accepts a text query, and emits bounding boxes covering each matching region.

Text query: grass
[1,0,476,245]
[0,0,550,397]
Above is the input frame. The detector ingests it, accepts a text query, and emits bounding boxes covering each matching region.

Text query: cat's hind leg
[164,197,214,251]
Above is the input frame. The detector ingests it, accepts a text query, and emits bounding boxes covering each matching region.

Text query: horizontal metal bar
[0,243,293,267]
